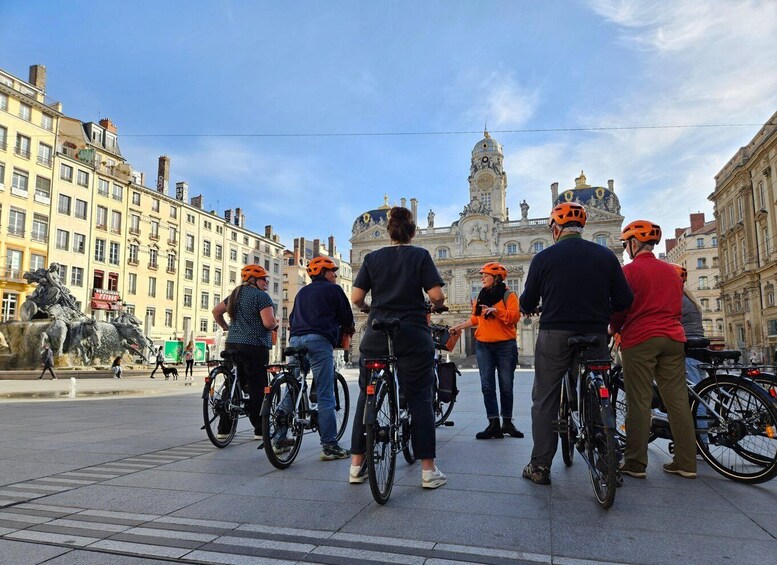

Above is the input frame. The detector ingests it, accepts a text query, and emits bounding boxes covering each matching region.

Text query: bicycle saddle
[685,337,710,350]
[283,346,308,357]
[567,335,601,348]
[372,318,401,332]
[706,349,741,363]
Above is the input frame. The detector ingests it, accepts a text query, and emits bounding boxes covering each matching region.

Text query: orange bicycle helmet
[671,263,687,284]
[479,262,508,280]
[241,264,268,282]
[621,220,662,243]
[548,202,587,227]
[307,256,338,277]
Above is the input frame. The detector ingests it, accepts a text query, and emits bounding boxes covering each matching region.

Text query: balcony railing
[148,262,158,270]
[0,140,7,151]
[14,146,30,159]
[37,155,52,167]
[96,224,107,231]
[149,233,160,241]
[167,238,178,246]
[129,227,140,236]
[0,268,25,281]
[31,230,47,242]
[7,226,24,237]
[127,258,139,266]
[166,267,176,274]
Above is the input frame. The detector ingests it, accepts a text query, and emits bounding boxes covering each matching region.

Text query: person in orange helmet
[212,264,278,442]
[450,262,523,440]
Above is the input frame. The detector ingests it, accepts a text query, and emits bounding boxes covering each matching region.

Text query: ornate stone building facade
[709,110,777,362]
[349,132,626,364]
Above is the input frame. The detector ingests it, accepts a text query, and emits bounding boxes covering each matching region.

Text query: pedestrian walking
[111,356,123,379]
[39,343,57,380]
[150,346,164,379]
[184,341,195,381]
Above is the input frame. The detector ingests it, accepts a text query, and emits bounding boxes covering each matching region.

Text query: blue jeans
[685,357,705,385]
[289,334,338,446]
[475,340,517,419]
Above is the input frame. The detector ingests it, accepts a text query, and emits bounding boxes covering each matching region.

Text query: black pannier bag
[436,362,460,403]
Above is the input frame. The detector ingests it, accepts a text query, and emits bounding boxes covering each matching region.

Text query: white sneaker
[422,466,447,489]
[349,463,368,484]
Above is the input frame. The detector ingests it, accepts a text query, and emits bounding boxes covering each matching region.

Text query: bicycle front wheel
[334,372,350,441]
[202,368,237,448]
[262,375,303,469]
[366,379,397,505]
[692,376,777,484]
[584,380,617,509]
[559,381,575,467]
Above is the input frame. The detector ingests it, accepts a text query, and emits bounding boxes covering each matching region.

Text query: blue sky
[2,0,776,257]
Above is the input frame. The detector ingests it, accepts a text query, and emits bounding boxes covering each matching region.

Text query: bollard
[69,377,77,399]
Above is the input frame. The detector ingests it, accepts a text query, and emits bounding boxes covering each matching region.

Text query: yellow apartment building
[0,65,62,321]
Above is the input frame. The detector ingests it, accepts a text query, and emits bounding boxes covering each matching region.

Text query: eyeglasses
[621,241,629,249]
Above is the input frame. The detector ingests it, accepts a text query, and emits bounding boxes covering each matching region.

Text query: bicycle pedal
[444,421,454,426]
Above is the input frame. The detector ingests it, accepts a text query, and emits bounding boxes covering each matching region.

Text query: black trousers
[218,343,269,434]
[39,364,57,379]
[351,317,436,459]
[150,361,164,378]
[185,359,194,377]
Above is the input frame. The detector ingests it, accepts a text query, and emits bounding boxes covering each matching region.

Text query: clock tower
[467,130,508,220]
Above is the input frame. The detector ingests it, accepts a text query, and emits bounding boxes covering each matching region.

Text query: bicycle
[610,339,777,484]
[260,346,350,469]
[554,335,618,509]
[363,317,417,504]
[429,321,459,427]
[202,350,248,448]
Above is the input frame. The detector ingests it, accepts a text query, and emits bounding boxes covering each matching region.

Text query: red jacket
[610,253,685,350]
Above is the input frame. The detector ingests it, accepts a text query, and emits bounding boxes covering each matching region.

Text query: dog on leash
[162,366,179,380]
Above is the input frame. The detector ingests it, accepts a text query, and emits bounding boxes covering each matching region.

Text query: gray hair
[561,226,584,234]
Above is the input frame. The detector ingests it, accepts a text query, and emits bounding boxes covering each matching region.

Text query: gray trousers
[530,330,607,468]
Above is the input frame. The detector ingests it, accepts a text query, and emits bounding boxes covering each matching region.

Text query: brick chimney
[551,182,559,202]
[690,212,705,233]
[190,195,203,209]
[175,181,188,202]
[299,237,306,261]
[313,239,321,257]
[265,225,273,238]
[100,119,117,134]
[675,228,685,239]
[665,238,677,254]
[235,207,243,227]
[293,238,301,265]
[157,156,170,193]
[224,209,232,223]
[29,64,46,91]
[328,235,336,255]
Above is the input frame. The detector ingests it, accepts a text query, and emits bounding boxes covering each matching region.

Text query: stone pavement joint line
[0,436,248,511]
[0,502,634,565]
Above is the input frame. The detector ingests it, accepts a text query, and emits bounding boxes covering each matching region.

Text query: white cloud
[448,70,540,129]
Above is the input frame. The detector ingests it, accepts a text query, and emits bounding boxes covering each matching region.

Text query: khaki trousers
[622,337,696,472]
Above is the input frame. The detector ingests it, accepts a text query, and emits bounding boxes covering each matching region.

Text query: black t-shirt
[353,245,444,317]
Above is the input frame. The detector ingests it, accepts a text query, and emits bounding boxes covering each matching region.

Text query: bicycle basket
[437,362,460,403]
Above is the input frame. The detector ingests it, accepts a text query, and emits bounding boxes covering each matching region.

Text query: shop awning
[90,300,121,310]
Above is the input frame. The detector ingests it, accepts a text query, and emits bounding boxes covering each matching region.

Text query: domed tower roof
[472,130,503,156]
[351,195,392,236]
[553,171,621,215]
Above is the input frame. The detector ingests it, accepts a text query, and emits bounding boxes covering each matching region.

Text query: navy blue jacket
[289,280,354,347]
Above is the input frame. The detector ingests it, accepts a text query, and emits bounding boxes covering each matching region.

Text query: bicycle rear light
[267,365,282,374]
[598,386,610,399]
[590,364,611,371]
[746,369,761,377]
[366,384,376,395]
[365,361,387,370]
[766,425,776,439]
[204,376,211,384]
[264,386,272,394]
[769,387,777,399]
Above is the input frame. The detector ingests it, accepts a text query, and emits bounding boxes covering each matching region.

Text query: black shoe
[476,418,504,440]
[522,463,551,485]
[501,419,524,438]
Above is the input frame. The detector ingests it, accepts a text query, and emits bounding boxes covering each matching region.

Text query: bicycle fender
[599,398,616,429]
[201,385,210,400]
[363,379,381,426]
[259,384,274,417]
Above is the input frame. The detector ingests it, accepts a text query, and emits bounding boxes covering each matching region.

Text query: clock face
[481,156,489,163]
[477,173,493,190]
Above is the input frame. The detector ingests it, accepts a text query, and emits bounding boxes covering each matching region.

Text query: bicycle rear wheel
[584,381,617,509]
[334,372,350,441]
[559,380,575,467]
[366,379,397,504]
[692,376,777,484]
[202,368,237,448]
[262,375,303,469]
